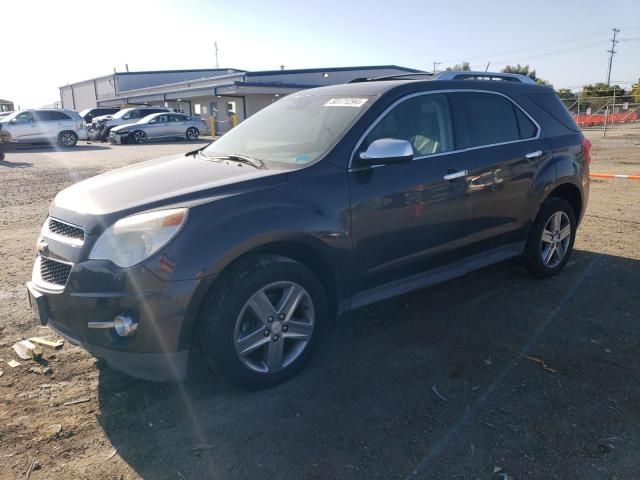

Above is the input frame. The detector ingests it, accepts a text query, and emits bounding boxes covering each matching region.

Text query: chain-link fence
[561,95,639,135]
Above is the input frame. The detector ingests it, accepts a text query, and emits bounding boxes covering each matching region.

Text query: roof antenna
[485,61,490,72]
[214,41,219,68]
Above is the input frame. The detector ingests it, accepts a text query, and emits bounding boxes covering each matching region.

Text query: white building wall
[60,86,74,109]
[71,81,98,111]
[245,94,278,117]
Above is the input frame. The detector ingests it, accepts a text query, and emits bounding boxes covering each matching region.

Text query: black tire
[523,197,576,278]
[132,130,147,144]
[199,255,328,389]
[186,127,199,141]
[0,152,5,161]
[58,131,78,148]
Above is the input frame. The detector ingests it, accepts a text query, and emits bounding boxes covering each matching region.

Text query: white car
[89,107,172,140]
[109,113,210,144]
[0,109,87,147]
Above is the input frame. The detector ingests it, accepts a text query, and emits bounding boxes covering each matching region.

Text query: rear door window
[363,93,454,156]
[36,111,71,121]
[455,92,521,148]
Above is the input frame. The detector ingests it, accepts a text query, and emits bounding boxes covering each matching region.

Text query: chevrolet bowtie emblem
[37,240,49,255]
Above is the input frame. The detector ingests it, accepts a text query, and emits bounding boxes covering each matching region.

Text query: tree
[501,64,549,84]
[581,83,626,97]
[446,62,471,71]
[556,88,577,100]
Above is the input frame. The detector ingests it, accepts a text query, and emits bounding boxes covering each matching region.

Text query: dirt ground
[1,125,639,480]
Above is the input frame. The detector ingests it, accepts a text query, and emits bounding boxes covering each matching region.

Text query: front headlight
[89,208,188,268]
[115,130,128,135]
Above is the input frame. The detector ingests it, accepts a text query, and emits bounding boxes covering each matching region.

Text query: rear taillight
[581,137,592,165]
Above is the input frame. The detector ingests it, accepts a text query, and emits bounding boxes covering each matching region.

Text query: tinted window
[156,115,169,123]
[526,92,580,132]
[172,114,188,122]
[36,111,71,121]
[363,93,454,156]
[515,107,537,139]
[458,93,519,148]
[124,110,141,119]
[14,112,33,123]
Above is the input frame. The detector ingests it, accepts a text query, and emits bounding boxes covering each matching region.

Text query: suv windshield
[113,109,135,119]
[203,94,373,166]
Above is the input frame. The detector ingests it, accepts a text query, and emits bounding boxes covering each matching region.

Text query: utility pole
[606,28,620,86]
[432,62,441,73]
[214,41,219,68]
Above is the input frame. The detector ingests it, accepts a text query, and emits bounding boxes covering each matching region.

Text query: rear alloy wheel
[132,130,147,144]
[58,131,78,147]
[200,255,328,389]
[523,197,576,278]
[186,127,199,141]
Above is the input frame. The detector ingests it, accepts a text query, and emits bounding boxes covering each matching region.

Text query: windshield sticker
[324,98,368,107]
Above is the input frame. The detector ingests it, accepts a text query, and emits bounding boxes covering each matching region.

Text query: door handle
[525,150,543,159]
[443,169,468,181]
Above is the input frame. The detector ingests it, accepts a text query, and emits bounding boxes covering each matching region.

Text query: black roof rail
[348,72,434,83]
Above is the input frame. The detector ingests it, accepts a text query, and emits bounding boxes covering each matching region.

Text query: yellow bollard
[210,116,216,137]
[231,113,238,128]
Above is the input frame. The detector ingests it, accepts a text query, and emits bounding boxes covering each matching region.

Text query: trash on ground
[8,359,20,368]
[42,367,53,375]
[0,369,3,377]
[484,357,493,365]
[524,354,558,373]
[29,337,64,350]
[431,385,448,402]
[12,340,43,360]
[64,397,90,406]
[50,424,62,436]
[106,449,117,460]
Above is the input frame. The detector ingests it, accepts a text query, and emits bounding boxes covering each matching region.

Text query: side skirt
[339,242,524,314]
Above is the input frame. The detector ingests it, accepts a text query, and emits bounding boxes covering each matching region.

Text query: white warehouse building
[59,65,421,133]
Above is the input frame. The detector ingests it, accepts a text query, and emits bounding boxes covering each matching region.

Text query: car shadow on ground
[96,249,640,479]
[107,139,212,147]
[0,159,32,168]
[12,144,111,152]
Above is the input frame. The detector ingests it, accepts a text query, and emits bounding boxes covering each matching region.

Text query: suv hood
[52,152,285,231]
[93,114,113,123]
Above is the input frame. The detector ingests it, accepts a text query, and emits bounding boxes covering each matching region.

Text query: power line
[438,30,610,65]
[606,28,620,86]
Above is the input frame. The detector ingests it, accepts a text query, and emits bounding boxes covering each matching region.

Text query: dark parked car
[79,107,120,124]
[26,71,590,388]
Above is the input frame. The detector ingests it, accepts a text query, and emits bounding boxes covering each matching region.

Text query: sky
[1,0,638,108]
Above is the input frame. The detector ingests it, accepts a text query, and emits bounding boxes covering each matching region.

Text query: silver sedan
[108,112,209,144]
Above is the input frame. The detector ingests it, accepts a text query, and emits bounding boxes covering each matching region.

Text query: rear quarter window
[525,92,580,132]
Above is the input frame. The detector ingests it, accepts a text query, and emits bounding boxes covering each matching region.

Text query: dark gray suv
[26,71,590,388]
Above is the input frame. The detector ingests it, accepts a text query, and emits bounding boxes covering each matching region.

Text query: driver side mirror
[359,138,413,165]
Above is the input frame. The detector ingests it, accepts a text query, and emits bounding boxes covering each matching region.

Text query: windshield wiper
[207,153,265,169]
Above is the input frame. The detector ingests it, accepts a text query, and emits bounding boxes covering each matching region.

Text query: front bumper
[108,132,131,144]
[27,256,200,381]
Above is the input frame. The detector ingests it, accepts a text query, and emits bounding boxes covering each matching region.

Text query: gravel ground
[0,125,639,480]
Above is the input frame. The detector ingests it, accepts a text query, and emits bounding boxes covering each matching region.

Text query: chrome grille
[48,218,84,241]
[40,257,72,286]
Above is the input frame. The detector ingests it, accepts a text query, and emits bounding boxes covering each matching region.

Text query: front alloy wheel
[199,255,328,389]
[235,281,315,374]
[132,130,147,144]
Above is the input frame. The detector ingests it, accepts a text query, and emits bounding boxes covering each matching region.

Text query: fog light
[113,315,138,337]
